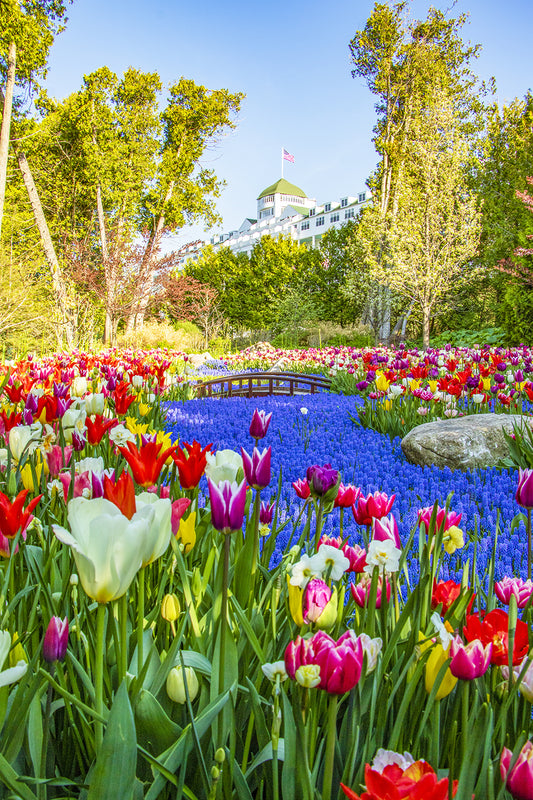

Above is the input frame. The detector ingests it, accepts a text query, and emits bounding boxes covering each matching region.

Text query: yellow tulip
[375,373,391,393]
[409,379,420,391]
[177,512,196,554]
[316,587,338,630]
[161,593,181,622]
[138,403,152,417]
[166,665,199,703]
[428,380,438,393]
[125,417,149,435]
[287,575,304,626]
[425,642,457,700]
[482,377,492,391]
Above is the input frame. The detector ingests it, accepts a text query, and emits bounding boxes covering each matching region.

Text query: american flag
[282,148,295,163]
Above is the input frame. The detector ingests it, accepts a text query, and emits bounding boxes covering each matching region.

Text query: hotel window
[316,216,324,227]
[301,221,309,230]
[309,208,315,216]
[324,203,331,212]
[345,209,355,219]
[330,213,339,223]
[341,198,347,207]
[358,192,366,202]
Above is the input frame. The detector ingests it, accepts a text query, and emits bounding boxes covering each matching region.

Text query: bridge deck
[195,371,331,398]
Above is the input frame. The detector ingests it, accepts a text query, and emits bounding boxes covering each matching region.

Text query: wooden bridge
[194,371,332,399]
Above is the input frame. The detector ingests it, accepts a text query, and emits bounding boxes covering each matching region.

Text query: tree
[377,91,481,346]
[126,78,244,332]
[349,1,485,345]
[0,0,70,238]
[11,69,243,343]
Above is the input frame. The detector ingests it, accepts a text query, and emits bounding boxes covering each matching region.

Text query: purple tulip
[249,409,272,440]
[25,393,38,414]
[306,463,339,498]
[43,616,69,663]
[207,478,247,534]
[72,429,87,452]
[516,469,533,510]
[241,446,272,489]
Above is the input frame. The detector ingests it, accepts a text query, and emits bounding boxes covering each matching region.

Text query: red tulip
[463,609,529,666]
[341,758,458,800]
[432,579,475,615]
[118,439,177,488]
[171,440,212,489]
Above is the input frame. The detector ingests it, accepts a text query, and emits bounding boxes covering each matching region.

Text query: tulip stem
[39,672,53,800]
[322,694,338,800]
[137,567,145,677]
[118,594,128,682]
[217,533,231,746]
[95,603,106,752]
[527,508,531,581]
[461,681,469,767]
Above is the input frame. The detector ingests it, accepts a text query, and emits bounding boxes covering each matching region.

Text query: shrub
[117,320,202,351]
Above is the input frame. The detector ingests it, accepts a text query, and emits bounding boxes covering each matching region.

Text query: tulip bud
[166,665,199,703]
[43,616,69,663]
[214,748,226,764]
[161,593,181,622]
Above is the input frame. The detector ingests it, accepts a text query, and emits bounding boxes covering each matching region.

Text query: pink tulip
[350,575,391,609]
[334,484,362,508]
[284,630,364,694]
[352,491,395,526]
[171,498,192,535]
[449,635,492,680]
[43,616,69,663]
[501,740,533,799]
[303,579,331,623]
[292,478,310,499]
[372,513,401,549]
[46,445,73,477]
[418,504,462,532]
[495,577,533,608]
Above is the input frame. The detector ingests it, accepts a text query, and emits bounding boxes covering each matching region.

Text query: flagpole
[281,146,283,179]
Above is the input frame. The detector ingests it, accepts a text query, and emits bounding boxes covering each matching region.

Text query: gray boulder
[401,413,531,470]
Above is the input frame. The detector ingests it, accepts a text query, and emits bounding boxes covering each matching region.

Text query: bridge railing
[194,371,331,398]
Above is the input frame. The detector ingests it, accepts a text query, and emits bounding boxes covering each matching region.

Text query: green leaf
[134,688,182,756]
[27,691,44,783]
[87,682,137,800]
[0,750,38,800]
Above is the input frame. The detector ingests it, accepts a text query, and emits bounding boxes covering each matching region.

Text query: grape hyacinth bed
[164,392,526,583]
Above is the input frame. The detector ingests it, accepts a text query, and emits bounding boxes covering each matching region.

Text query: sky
[41,0,533,249]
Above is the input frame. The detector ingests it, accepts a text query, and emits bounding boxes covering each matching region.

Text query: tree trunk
[125,179,175,332]
[96,183,115,344]
[14,144,76,347]
[0,42,16,240]
[422,304,431,349]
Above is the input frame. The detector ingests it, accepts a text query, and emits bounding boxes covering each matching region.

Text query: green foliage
[499,418,533,469]
[351,393,446,440]
[208,336,232,357]
[500,281,533,344]
[327,331,374,348]
[430,327,507,348]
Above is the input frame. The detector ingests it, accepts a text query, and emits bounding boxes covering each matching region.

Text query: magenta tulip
[495,577,533,608]
[240,446,271,489]
[43,616,69,663]
[207,478,247,534]
[417,504,462,532]
[501,740,533,799]
[516,469,533,510]
[352,491,395,526]
[284,630,363,694]
[449,635,492,680]
[249,409,272,440]
[372,513,402,549]
[334,484,362,508]
[259,500,274,525]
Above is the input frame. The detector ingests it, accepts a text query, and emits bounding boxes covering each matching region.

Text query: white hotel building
[178,178,371,265]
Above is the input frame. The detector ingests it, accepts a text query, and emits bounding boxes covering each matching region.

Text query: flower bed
[0,346,530,799]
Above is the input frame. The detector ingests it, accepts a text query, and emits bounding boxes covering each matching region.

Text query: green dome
[257,178,307,200]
